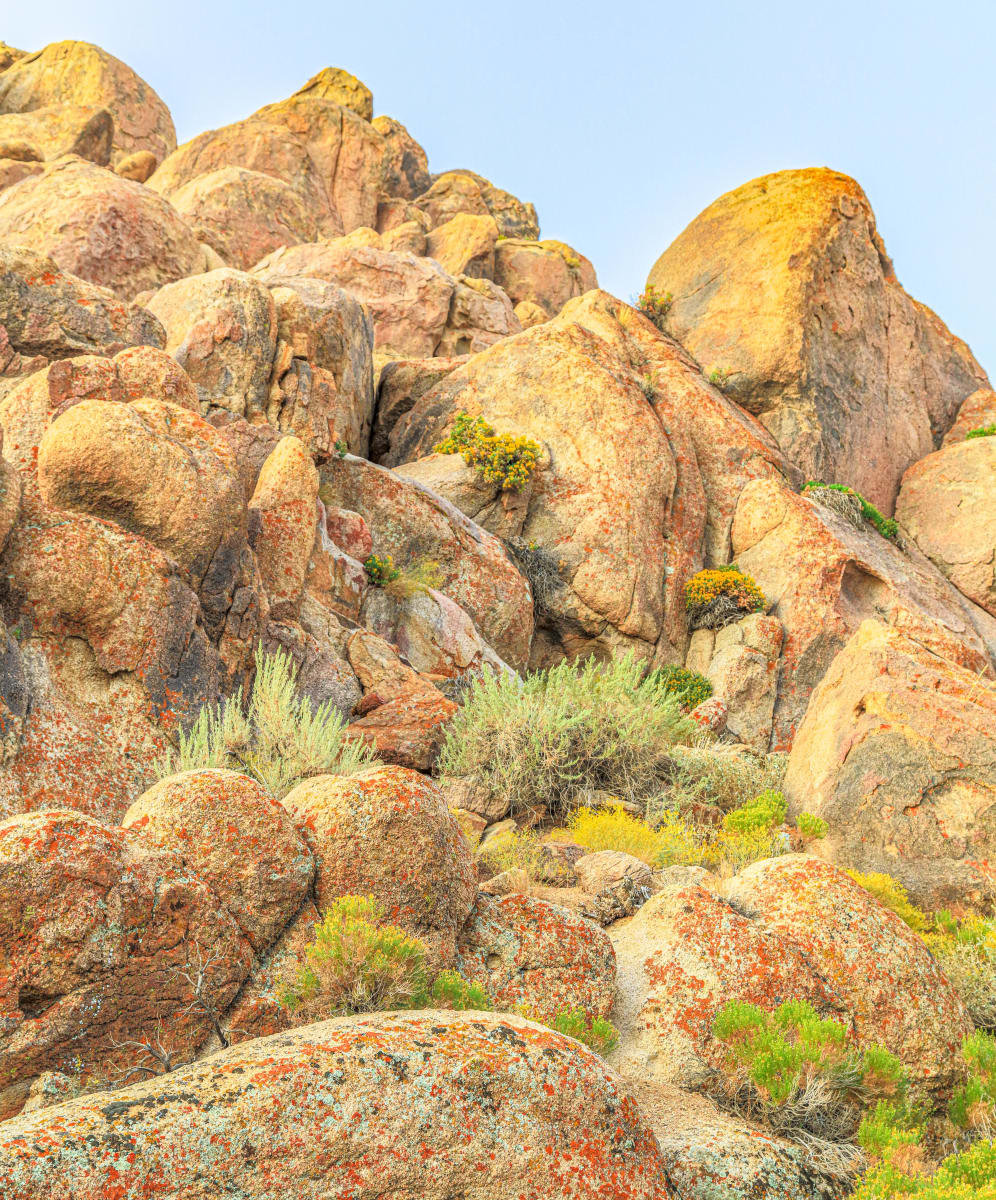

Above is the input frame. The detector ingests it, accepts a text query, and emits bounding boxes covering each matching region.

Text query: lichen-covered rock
[0,1011,673,1199]
[371,354,465,460]
[122,769,314,952]
[732,477,996,749]
[344,683,458,771]
[784,620,996,910]
[896,436,996,617]
[647,168,988,512]
[493,237,597,317]
[0,810,252,1115]
[703,613,784,750]
[0,158,203,300]
[280,766,476,965]
[0,40,176,167]
[248,435,319,615]
[457,892,616,1021]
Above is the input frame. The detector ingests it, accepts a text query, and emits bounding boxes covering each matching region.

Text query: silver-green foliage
[157,646,378,797]
[438,653,698,818]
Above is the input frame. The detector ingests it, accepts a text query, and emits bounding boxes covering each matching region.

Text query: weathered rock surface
[426,212,499,278]
[372,114,431,199]
[280,766,476,965]
[0,40,176,167]
[896,436,996,617]
[493,237,597,316]
[732,477,996,748]
[700,613,784,750]
[416,169,539,240]
[293,66,372,121]
[371,355,465,459]
[0,1011,673,1199]
[0,157,203,300]
[0,105,112,166]
[784,620,996,910]
[647,168,988,512]
[943,387,996,445]
[248,435,319,615]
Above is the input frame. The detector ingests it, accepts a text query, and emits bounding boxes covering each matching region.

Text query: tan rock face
[896,437,996,617]
[320,455,534,670]
[416,170,540,239]
[732,477,996,749]
[344,684,459,771]
[293,66,373,121]
[0,40,176,167]
[426,212,499,278]
[249,435,319,615]
[0,810,252,1110]
[703,613,784,750]
[371,356,465,460]
[114,149,158,182]
[0,1012,673,1199]
[0,105,112,166]
[647,168,988,512]
[123,769,314,952]
[438,275,520,356]
[0,158,203,301]
[372,114,431,199]
[784,620,996,910]
[280,766,476,965]
[494,238,597,317]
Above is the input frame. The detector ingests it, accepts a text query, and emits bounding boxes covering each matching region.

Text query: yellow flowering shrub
[434,412,540,492]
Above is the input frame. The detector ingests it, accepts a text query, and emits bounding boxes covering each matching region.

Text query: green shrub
[708,366,732,389]
[966,425,996,440]
[855,1138,996,1199]
[722,789,787,834]
[385,557,443,600]
[845,871,929,933]
[652,744,788,814]
[434,411,540,491]
[684,566,767,628]
[636,284,672,331]
[925,914,996,1031]
[803,481,899,541]
[548,1008,619,1055]
[430,969,492,1011]
[948,1030,996,1137]
[478,825,573,886]
[566,803,679,865]
[438,653,697,818]
[364,553,401,587]
[797,812,829,840]
[156,646,378,797]
[645,665,713,711]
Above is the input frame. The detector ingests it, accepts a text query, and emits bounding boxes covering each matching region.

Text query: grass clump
[437,653,697,819]
[803,481,899,541]
[845,871,929,933]
[654,744,788,814]
[434,411,540,492]
[797,812,829,840]
[684,565,767,629]
[645,664,713,711]
[478,825,573,886]
[549,1008,620,1055]
[966,425,996,440]
[384,557,443,600]
[637,284,672,330]
[157,646,378,797]
[925,913,996,1033]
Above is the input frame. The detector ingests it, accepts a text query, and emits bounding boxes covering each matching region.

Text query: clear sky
[6,1,995,373]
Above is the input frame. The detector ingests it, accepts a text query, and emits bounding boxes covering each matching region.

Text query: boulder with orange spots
[0,809,252,1118]
[248,435,319,616]
[344,681,458,771]
[122,768,314,952]
[457,892,616,1023]
[0,1011,674,1199]
[0,158,204,301]
[280,766,476,966]
[731,477,996,750]
[647,168,988,513]
[784,620,996,911]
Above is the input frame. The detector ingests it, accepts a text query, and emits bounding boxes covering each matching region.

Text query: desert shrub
[722,789,787,834]
[925,914,996,1031]
[437,653,697,818]
[803,481,898,541]
[646,664,713,711]
[797,812,829,840]
[478,825,573,885]
[385,557,443,600]
[434,411,540,491]
[711,999,907,1170]
[504,537,565,618]
[845,871,929,933]
[948,1030,996,1139]
[637,284,672,330]
[278,895,431,1018]
[430,969,492,1011]
[854,1137,996,1199]
[654,744,788,814]
[699,826,790,873]
[684,566,767,629]
[549,1008,620,1055]
[157,646,378,797]
[364,553,401,587]
[567,803,675,865]
[966,425,996,440]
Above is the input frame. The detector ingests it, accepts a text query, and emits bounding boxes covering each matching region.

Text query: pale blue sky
[7,1,995,373]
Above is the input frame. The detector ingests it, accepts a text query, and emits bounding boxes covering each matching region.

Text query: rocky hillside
[0,38,994,1200]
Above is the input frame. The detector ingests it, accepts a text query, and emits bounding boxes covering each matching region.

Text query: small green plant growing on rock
[684,565,767,629]
[708,366,733,389]
[722,789,787,834]
[803,481,899,541]
[948,1030,996,1141]
[966,425,996,440]
[363,553,401,587]
[157,646,378,797]
[385,557,443,600]
[434,411,540,491]
[430,969,491,1011]
[334,439,349,458]
[797,812,828,840]
[549,1008,619,1055]
[854,1136,996,1199]
[636,284,672,331]
[645,665,713,711]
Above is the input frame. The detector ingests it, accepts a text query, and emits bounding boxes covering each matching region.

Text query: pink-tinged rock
[457,892,616,1022]
[784,620,996,910]
[324,504,373,559]
[494,237,598,317]
[437,274,521,356]
[280,766,475,966]
[0,810,252,1117]
[0,40,176,167]
[732,477,996,749]
[943,387,996,446]
[896,436,996,616]
[575,849,653,894]
[249,435,319,616]
[0,1010,673,1199]
[123,768,314,952]
[345,684,458,771]
[689,696,727,734]
[372,113,431,198]
[304,522,368,624]
[0,158,204,301]
[704,613,784,750]
[416,169,540,239]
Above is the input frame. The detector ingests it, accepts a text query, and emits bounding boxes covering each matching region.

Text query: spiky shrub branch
[156,645,379,797]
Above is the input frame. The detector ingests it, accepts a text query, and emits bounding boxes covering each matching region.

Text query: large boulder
[493,237,597,317]
[896,436,996,617]
[784,620,996,910]
[292,65,373,121]
[0,1011,673,1199]
[425,212,499,278]
[371,355,466,460]
[280,766,476,966]
[732,477,996,749]
[372,114,431,198]
[647,168,988,512]
[248,435,319,615]
[0,158,204,300]
[943,387,996,446]
[457,892,616,1022]
[0,810,252,1117]
[415,169,539,239]
[123,769,314,952]
[0,40,176,167]
[0,104,112,166]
